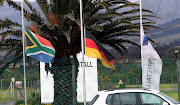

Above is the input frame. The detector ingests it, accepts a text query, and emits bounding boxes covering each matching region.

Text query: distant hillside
[149,18,180,44]
[0,55,2,60]
[126,17,180,44]
[139,0,180,25]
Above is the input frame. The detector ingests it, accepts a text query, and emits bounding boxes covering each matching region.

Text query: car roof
[97,88,160,95]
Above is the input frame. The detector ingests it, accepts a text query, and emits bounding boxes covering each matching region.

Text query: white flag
[40,62,54,103]
[140,25,162,90]
[76,52,98,102]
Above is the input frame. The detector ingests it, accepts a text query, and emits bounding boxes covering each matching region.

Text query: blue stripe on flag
[29,53,54,63]
[143,36,148,46]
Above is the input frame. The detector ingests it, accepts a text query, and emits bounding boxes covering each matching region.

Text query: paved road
[0,100,15,105]
[160,88,178,91]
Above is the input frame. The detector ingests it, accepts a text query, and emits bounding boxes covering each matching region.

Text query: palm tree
[0,0,161,104]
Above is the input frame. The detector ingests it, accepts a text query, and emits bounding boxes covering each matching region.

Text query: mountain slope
[140,0,180,25]
[151,18,180,43]
[127,17,180,44]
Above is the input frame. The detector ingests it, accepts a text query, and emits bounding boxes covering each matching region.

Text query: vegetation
[162,91,178,101]
[98,60,177,88]
[0,97,12,102]
[15,92,41,105]
[0,0,161,104]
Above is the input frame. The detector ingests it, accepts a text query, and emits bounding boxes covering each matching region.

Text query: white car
[89,88,180,105]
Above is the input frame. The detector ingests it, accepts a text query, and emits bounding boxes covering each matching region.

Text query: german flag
[85,31,115,69]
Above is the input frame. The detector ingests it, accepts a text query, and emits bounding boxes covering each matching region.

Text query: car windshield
[159,92,179,104]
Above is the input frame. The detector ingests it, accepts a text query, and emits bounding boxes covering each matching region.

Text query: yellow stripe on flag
[85,47,114,69]
[25,31,37,50]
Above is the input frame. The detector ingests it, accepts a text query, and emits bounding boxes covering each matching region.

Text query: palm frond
[104,41,125,55]
[0,54,22,75]
[24,0,38,14]
[0,31,12,43]
[92,24,104,32]
[0,30,22,43]
[120,8,155,15]
[0,0,6,6]
[143,24,164,31]
[109,0,131,5]
[0,39,21,51]
[6,0,30,19]
[29,13,43,25]
[111,3,139,11]
[0,18,21,29]
[97,1,110,13]
[36,0,50,18]
[0,49,16,64]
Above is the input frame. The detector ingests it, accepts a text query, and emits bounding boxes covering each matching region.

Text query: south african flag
[25,29,55,63]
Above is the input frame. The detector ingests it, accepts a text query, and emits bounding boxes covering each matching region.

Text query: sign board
[15,81,22,88]
[118,79,123,84]
[40,62,54,104]
[77,52,98,102]
[11,77,15,82]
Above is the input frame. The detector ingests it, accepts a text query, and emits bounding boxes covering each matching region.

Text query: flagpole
[140,0,142,25]
[140,0,143,34]
[79,0,86,105]
[140,0,144,89]
[21,0,27,105]
[140,0,142,46]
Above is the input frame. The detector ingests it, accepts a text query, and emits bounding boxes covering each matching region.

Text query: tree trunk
[50,57,79,105]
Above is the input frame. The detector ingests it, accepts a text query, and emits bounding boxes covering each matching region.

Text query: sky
[12,0,36,1]
[129,0,139,2]
[11,0,139,2]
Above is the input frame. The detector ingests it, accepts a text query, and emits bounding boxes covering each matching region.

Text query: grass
[0,87,38,102]
[0,97,13,102]
[162,91,178,101]
[121,83,178,89]
[0,89,12,102]
[160,83,178,89]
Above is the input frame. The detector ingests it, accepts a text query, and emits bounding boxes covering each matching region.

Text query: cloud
[129,0,139,2]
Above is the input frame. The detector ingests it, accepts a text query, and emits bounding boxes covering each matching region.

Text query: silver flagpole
[79,0,86,105]
[140,0,142,29]
[21,0,27,105]
[140,0,143,88]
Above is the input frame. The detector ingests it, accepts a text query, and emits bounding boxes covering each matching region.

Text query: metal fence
[0,59,179,104]
[0,80,40,105]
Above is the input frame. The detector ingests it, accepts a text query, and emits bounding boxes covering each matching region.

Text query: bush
[119,84,126,88]
[15,99,24,105]
[27,92,41,105]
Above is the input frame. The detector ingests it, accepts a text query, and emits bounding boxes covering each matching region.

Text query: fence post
[28,81,29,96]
[31,80,32,93]
[37,80,39,93]
[34,80,35,93]
[70,55,76,105]
[128,78,129,86]
[1,79,4,91]
[171,77,173,89]
[175,48,180,102]
[11,82,12,98]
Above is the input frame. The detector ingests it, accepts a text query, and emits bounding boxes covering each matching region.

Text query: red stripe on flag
[86,38,114,65]
[34,33,55,50]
